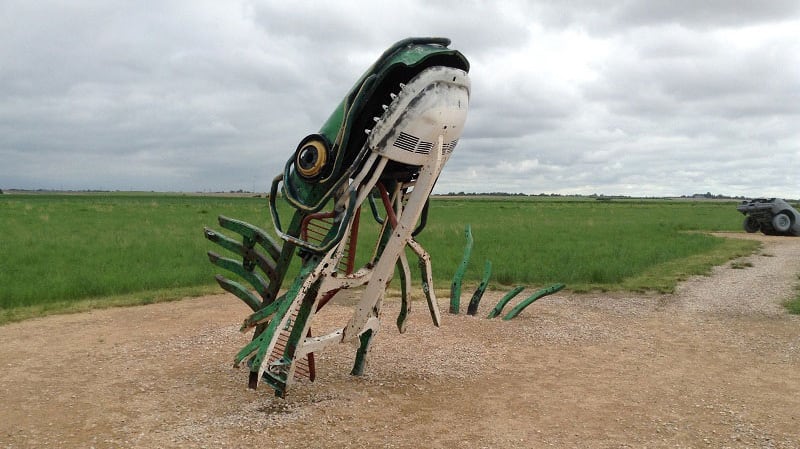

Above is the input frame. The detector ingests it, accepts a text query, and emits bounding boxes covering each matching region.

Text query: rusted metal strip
[345,207,360,274]
[233,263,315,368]
[267,306,312,380]
[261,278,322,397]
[301,208,360,275]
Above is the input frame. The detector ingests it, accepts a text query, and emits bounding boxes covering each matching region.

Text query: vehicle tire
[772,212,792,233]
[743,216,760,233]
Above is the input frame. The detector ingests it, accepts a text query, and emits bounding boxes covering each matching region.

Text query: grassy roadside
[785,275,800,314]
[0,285,221,325]
[1,194,759,324]
[0,236,760,326]
[609,237,757,293]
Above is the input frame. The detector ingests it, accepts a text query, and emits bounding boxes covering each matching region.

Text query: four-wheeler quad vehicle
[736,198,800,236]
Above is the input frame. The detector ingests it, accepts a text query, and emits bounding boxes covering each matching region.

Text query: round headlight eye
[295,139,328,179]
[298,146,319,170]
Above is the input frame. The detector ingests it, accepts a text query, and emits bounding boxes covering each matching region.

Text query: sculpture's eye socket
[295,139,328,179]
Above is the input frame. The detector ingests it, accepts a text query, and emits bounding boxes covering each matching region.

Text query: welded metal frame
[206,38,470,397]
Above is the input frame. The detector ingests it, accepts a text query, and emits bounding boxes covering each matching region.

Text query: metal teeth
[399,83,405,89]
[389,93,398,100]
[381,104,388,111]
[364,129,371,135]
[373,116,380,122]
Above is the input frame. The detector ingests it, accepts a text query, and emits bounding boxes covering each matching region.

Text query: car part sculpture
[205,38,470,397]
[737,198,800,236]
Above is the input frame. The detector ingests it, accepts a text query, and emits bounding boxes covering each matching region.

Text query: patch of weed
[785,275,800,315]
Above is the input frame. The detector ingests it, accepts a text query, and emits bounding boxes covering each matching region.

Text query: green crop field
[417,197,757,292]
[0,193,759,323]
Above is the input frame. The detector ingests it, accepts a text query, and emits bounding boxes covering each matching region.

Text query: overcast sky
[2,1,798,197]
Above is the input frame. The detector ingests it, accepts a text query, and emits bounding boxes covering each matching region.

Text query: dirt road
[2,233,799,448]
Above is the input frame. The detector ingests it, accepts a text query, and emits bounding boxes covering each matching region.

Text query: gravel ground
[1,232,799,448]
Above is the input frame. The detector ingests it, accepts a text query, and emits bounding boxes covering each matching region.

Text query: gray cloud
[533,0,800,32]
[1,0,798,197]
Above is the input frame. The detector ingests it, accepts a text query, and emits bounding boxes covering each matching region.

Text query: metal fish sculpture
[205,37,470,397]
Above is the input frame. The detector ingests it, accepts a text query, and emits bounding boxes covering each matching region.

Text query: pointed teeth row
[366,89,405,136]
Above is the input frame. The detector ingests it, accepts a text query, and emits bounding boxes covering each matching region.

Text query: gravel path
[1,233,799,448]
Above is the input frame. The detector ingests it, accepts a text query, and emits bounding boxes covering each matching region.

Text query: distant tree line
[683,192,748,200]
[438,192,634,198]
[436,191,796,200]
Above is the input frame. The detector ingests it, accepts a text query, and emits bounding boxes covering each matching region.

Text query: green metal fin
[214,274,262,312]
[503,283,566,320]
[487,286,525,319]
[240,294,285,331]
[467,260,492,316]
[396,256,411,333]
[351,329,373,376]
[449,224,473,314]
[204,227,278,283]
[218,215,281,260]
[207,251,270,299]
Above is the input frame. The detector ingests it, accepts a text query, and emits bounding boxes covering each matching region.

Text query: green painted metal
[350,329,373,376]
[264,277,323,397]
[502,283,566,321]
[217,215,281,260]
[233,262,317,367]
[205,213,299,308]
[487,285,525,319]
[213,275,262,312]
[207,252,269,298]
[240,293,286,330]
[449,224,473,314]
[467,260,492,316]
[204,227,278,283]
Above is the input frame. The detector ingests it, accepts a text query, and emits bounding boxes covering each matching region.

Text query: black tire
[743,216,760,233]
[772,212,792,233]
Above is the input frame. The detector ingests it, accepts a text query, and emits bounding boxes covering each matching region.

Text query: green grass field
[0,193,273,319]
[1,193,762,322]
[414,197,755,292]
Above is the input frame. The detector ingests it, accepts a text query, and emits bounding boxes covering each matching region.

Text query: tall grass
[413,198,755,292]
[1,194,757,318]
[0,194,273,309]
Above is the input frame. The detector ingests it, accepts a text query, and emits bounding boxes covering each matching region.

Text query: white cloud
[1,0,798,198]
